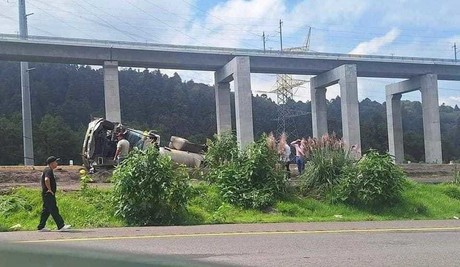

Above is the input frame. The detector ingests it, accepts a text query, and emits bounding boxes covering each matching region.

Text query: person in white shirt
[114,132,130,164]
[278,134,291,178]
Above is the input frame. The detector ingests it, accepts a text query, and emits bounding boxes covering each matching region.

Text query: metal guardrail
[1,33,458,65]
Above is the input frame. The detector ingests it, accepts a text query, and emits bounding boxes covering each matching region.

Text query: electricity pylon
[275,74,308,137]
[274,27,312,138]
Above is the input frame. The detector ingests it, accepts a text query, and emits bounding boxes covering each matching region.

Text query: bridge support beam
[310,80,328,139]
[386,93,404,163]
[214,80,232,135]
[215,56,254,148]
[104,61,121,123]
[386,74,442,163]
[310,64,361,154]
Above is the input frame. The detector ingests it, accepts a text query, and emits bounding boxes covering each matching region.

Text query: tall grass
[299,133,354,194]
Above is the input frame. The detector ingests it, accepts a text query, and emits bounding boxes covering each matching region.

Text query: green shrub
[0,194,33,216]
[300,134,354,194]
[112,148,190,225]
[205,132,239,169]
[209,134,287,209]
[336,150,406,208]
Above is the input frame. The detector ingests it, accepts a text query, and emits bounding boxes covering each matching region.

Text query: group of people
[277,135,307,178]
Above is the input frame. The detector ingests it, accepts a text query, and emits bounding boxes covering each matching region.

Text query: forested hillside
[1,62,459,165]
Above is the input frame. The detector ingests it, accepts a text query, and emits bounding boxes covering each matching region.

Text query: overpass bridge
[1,34,460,79]
[1,34,459,163]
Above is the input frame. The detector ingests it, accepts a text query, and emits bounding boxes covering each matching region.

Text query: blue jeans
[295,156,305,175]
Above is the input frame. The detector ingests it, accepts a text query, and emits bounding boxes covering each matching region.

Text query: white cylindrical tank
[159,147,204,168]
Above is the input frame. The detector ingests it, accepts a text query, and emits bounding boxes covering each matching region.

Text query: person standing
[291,139,306,175]
[278,134,291,178]
[114,132,130,164]
[37,156,71,232]
[145,131,160,151]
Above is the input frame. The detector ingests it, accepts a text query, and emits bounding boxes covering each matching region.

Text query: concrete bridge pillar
[215,56,254,148]
[214,80,232,135]
[103,61,121,123]
[421,74,442,163]
[386,93,404,163]
[310,64,361,153]
[385,74,442,163]
[339,65,361,149]
[310,79,328,138]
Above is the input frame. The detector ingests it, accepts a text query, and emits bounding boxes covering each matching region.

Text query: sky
[1,0,460,106]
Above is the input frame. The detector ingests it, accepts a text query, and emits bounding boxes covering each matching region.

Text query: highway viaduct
[1,34,460,163]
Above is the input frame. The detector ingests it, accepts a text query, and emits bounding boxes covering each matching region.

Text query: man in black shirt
[37,156,71,232]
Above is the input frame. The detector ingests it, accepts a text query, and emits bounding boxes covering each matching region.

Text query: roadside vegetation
[1,181,460,231]
[1,133,460,231]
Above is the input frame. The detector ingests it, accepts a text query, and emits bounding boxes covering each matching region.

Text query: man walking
[37,156,71,232]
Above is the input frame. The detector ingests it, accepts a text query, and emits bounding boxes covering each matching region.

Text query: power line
[125,0,207,46]
[27,1,94,39]
[145,0,253,47]
[0,13,55,36]
[179,0,263,39]
[67,0,142,41]
[32,0,141,41]
[77,0,160,43]
[143,0,260,48]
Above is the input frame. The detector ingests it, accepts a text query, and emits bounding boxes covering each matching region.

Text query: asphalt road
[1,220,460,266]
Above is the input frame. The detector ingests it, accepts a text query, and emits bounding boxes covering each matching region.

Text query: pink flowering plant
[299,133,355,195]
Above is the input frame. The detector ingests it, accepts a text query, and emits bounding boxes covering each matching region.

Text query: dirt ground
[0,163,458,193]
[0,165,112,193]
[400,163,459,183]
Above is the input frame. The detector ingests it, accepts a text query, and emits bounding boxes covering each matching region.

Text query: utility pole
[19,0,34,166]
[279,19,283,52]
[454,43,457,62]
[262,31,266,53]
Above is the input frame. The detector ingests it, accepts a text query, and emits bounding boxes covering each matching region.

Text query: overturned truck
[82,118,206,170]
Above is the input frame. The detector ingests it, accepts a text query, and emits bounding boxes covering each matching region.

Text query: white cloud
[350,28,400,55]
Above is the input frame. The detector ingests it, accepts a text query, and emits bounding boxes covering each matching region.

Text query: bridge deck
[1,34,460,80]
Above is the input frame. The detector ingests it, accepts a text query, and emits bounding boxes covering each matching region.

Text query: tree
[0,113,23,165]
[34,115,82,165]
[1,61,460,164]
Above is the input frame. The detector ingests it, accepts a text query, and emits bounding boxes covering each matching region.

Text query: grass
[187,181,460,223]
[1,181,460,231]
[0,188,125,231]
